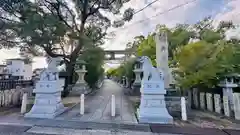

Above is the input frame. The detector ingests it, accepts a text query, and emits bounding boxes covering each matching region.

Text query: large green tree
[172,18,239,89]
[0,0,134,85]
[78,47,105,89]
[124,17,239,90]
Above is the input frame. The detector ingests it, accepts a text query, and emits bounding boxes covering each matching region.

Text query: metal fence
[0,80,33,91]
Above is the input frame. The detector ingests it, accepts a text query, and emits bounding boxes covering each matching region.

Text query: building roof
[33,68,45,73]
[6,58,25,61]
[76,60,87,64]
[224,73,240,77]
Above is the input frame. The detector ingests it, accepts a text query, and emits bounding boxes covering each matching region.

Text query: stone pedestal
[131,84,141,96]
[219,77,238,111]
[25,57,65,119]
[223,87,235,110]
[138,81,173,124]
[73,68,87,93]
[25,81,65,118]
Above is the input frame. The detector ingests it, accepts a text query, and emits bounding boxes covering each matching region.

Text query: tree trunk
[62,17,87,97]
[61,58,76,97]
[65,59,76,85]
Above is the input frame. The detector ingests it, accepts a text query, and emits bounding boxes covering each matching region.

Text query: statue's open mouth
[136,56,144,63]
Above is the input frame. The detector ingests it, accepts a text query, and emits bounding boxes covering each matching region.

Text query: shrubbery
[79,47,105,89]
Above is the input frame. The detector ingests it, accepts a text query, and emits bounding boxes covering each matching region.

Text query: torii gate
[104,49,132,60]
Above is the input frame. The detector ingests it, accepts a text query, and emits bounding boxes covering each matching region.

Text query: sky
[1,0,240,70]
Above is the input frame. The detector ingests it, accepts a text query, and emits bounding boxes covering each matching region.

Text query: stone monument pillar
[25,57,65,118]
[73,60,87,93]
[137,56,173,124]
[155,31,171,88]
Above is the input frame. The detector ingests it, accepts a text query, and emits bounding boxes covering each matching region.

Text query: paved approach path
[57,79,137,124]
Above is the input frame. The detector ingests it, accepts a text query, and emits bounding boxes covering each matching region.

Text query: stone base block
[25,92,65,119]
[25,107,66,119]
[130,85,141,96]
[137,109,173,124]
[137,94,173,124]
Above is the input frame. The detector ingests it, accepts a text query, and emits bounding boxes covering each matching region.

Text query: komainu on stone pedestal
[25,57,65,119]
[137,56,173,124]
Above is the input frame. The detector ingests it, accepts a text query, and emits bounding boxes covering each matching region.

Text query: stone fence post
[193,88,199,109]
[0,91,3,106]
[206,93,213,112]
[0,87,25,107]
[214,94,221,114]
[200,92,206,110]
[233,93,240,120]
[223,96,230,117]
[187,90,192,109]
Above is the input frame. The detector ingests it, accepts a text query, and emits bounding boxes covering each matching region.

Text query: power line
[133,0,161,15]
[109,0,198,34]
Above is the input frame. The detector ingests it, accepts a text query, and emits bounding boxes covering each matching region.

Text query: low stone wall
[0,87,33,107]
[188,90,240,120]
[165,96,189,117]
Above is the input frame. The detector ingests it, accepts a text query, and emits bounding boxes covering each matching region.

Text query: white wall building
[0,65,6,74]
[5,58,33,80]
[24,64,33,80]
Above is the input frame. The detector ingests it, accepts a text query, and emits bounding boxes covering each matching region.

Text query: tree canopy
[0,0,135,84]
[109,17,240,90]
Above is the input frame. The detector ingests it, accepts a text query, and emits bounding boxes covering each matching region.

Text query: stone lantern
[73,60,87,93]
[122,76,126,87]
[218,74,239,111]
[133,61,142,85]
[132,60,142,95]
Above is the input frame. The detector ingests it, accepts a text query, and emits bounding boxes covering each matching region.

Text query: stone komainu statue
[137,56,164,82]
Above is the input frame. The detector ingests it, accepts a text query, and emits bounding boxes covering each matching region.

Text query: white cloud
[214,0,240,39]
[0,48,19,64]
[102,0,197,50]
[214,0,240,24]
